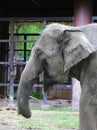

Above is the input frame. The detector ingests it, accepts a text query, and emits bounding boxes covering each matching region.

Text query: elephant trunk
[17,73,33,118]
[17,48,45,118]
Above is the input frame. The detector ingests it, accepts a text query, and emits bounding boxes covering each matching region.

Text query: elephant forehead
[40,42,61,57]
[44,47,60,56]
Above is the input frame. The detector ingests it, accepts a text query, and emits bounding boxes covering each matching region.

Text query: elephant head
[17,23,96,118]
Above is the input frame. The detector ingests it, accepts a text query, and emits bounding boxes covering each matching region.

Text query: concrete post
[71,0,93,109]
[74,0,92,26]
[71,78,81,109]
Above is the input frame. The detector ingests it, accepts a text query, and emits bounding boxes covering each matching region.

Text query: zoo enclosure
[0,17,97,103]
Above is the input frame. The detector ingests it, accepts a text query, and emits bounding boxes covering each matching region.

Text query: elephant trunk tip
[17,97,31,118]
[17,107,31,118]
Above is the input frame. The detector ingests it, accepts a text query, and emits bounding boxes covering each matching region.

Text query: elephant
[17,23,97,130]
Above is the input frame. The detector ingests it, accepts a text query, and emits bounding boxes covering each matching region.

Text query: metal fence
[0,16,96,103]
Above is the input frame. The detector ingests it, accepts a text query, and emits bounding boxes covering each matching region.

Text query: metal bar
[13,84,19,87]
[0,17,73,22]
[33,83,43,88]
[0,83,9,86]
[14,40,36,43]
[0,33,40,36]
[9,20,14,104]
[0,33,39,36]
[43,92,47,104]
[0,39,36,43]
[15,49,31,51]
[0,40,9,43]
[0,83,18,87]
[0,62,9,65]
[0,83,43,87]
[14,33,40,36]
[24,35,27,61]
[13,61,26,65]
[43,20,47,29]
[0,61,26,65]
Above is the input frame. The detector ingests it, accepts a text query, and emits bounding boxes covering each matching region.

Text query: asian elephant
[17,23,97,130]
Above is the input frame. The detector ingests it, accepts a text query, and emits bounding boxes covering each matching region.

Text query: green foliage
[14,22,43,60]
[15,22,43,34]
[30,91,43,99]
[14,90,42,99]
[14,92,17,99]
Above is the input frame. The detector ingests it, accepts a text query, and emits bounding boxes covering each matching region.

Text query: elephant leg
[80,92,97,130]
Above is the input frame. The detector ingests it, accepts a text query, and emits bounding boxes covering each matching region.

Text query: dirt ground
[0,99,78,130]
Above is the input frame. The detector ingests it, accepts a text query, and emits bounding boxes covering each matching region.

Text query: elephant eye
[57,32,71,45]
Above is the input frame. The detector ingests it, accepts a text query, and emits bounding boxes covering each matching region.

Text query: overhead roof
[0,0,96,17]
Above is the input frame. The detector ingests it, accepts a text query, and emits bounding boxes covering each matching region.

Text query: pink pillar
[74,0,92,26]
[71,0,93,109]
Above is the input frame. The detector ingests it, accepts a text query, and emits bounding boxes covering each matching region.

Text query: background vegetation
[14,22,43,60]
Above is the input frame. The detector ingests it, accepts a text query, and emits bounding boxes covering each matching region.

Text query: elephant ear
[62,30,96,72]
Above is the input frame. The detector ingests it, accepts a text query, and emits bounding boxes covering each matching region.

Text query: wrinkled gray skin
[17,23,97,130]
